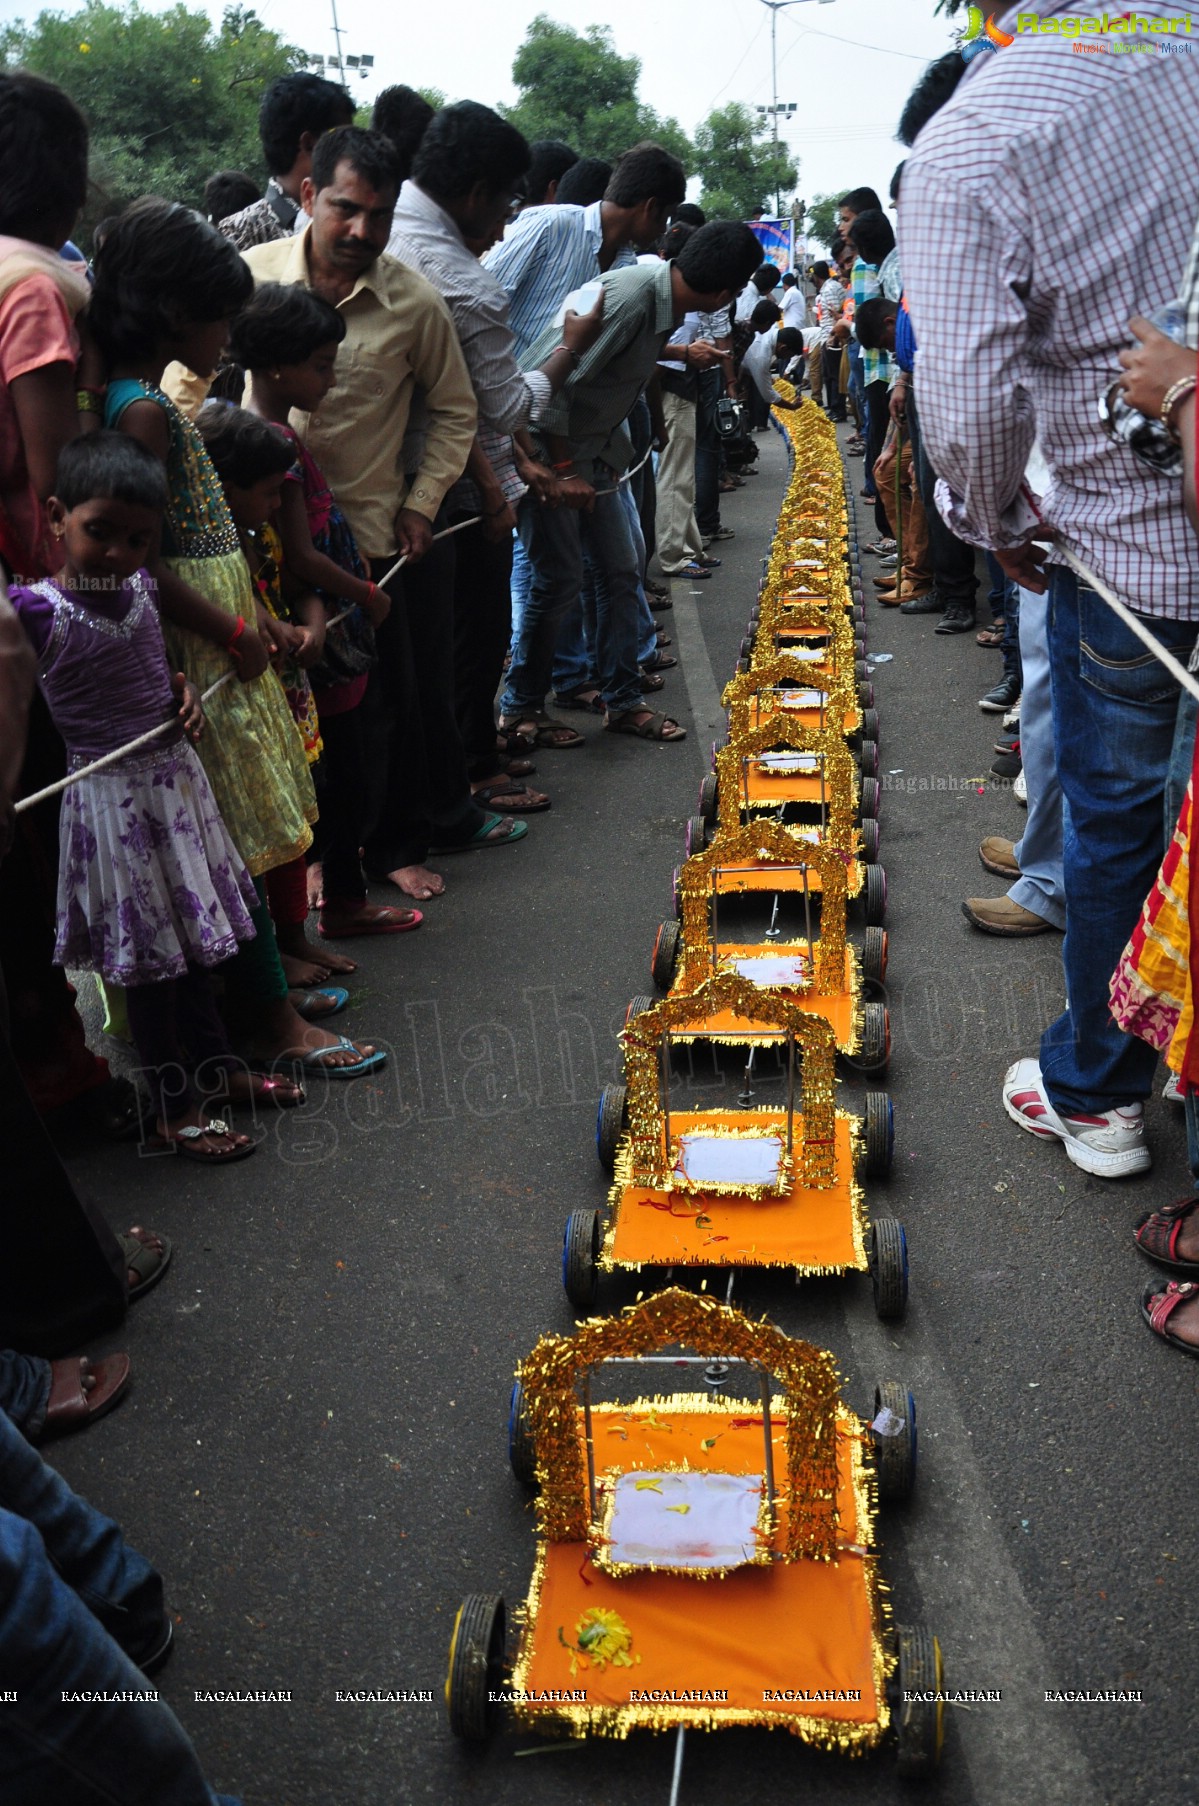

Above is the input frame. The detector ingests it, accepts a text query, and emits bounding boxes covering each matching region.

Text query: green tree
[693,102,796,221]
[0,1,307,237]
[805,192,841,250]
[503,15,690,167]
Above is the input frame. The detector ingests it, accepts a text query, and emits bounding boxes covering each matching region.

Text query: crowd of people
[4,2,1199,1795]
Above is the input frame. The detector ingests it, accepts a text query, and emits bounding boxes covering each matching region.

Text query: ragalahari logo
[957,6,1016,61]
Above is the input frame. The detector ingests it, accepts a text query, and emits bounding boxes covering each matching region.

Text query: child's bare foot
[154,1105,255,1162]
[319,900,422,937]
[306,860,324,910]
[277,926,357,980]
[379,863,445,901]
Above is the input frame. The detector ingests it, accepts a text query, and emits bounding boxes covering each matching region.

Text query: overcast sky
[110,0,960,229]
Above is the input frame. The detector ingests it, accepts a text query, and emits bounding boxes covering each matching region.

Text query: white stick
[15,670,236,814]
[1053,542,1199,707]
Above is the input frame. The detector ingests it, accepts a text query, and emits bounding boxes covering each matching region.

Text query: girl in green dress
[90,199,385,1080]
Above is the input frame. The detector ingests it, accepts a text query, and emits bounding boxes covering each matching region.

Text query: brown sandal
[604,708,687,741]
[498,712,584,750]
[1133,1196,1199,1276]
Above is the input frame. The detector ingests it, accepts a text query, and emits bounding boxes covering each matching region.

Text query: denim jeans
[547,486,655,699]
[0,1348,50,1438]
[508,532,532,655]
[1039,568,1195,1114]
[695,367,723,538]
[505,463,645,719]
[1010,587,1064,929]
[985,552,1023,686]
[0,1408,240,1805]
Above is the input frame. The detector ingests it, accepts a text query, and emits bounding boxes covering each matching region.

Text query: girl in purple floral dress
[9,433,261,1163]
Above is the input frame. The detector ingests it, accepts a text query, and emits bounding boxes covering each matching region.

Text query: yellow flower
[78,41,90,51]
[573,1607,637,1671]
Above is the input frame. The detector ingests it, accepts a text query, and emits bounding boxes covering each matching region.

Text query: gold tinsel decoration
[723,650,859,745]
[515,1286,842,1559]
[618,970,838,1193]
[712,717,862,857]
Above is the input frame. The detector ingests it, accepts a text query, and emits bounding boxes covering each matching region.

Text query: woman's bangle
[224,614,246,660]
[1161,375,1197,441]
[552,459,575,474]
[552,343,581,368]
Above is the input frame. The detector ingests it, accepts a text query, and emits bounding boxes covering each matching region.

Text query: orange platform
[668,941,860,1051]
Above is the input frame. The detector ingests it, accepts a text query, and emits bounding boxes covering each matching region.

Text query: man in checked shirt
[902,0,1199,1182]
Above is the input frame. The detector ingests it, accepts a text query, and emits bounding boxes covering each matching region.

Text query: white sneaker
[1001,1057,1152,1178]
[1013,769,1027,806]
[1163,1070,1184,1105]
[1002,704,1021,731]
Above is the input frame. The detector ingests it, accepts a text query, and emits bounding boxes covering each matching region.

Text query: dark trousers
[0,969,126,1358]
[863,379,891,536]
[906,385,979,613]
[452,515,514,781]
[695,366,723,538]
[363,536,484,873]
[124,965,231,1124]
[313,702,369,904]
[824,344,847,419]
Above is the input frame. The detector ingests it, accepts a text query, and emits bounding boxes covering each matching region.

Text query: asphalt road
[53,422,1195,1806]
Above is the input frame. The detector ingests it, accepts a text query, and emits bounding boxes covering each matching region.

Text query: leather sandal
[38,1355,131,1441]
[1140,1279,1199,1358]
[1134,1197,1199,1276]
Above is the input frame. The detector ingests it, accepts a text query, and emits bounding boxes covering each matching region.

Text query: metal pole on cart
[668,1721,686,1805]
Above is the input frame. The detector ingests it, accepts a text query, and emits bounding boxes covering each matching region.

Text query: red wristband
[224,614,246,661]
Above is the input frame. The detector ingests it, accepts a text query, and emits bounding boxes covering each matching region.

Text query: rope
[14,447,657,815]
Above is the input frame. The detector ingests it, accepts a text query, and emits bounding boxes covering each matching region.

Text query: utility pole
[759,0,836,213]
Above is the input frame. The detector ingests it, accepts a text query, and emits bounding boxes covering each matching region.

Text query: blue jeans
[0,1409,240,1804]
[1010,586,1064,930]
[547,489,656,698]
[505,463,645,719]
[0,1348,50,1439]
[986,553,1022,686]
[1040,568,1195,1114]
[508,532,532,656]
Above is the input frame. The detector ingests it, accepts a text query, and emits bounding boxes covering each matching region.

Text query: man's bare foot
[249,999,381,1071]
[277,927,357,979]
[380,863,445,901]
[306,860,324,910]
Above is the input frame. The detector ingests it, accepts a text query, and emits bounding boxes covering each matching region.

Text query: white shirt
[780,286,806,331]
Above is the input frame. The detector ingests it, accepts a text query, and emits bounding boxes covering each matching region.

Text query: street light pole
[759,0,836,213]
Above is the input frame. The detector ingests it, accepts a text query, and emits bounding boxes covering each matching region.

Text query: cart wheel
[869,1216,907,1319]
[446,1594,507,1740]
[736,654,750,675]
[854,657,868,683]
[651,919,681,991]
[860,707,880,744]
[859,738,879,780]
[856,1000,891,1077]
[854,636,866,661]
[895,1624,944,1777]
[860,817,880,866]
[859,776,880,822]
[864,1090,894,1178]
[507,1380,536,1488]
[739,635,754,660]
[862,926,889,984]
[562,1207,600,1312]
[864,864,887,926]
[698,772,718,826]
[685,815,708,860]
[595,1084,627,1173]
[625,994,654,1026]
[857,681,874,712]
[873,1380,917,1501]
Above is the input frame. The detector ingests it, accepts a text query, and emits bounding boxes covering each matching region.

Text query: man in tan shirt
[244,127,511,900]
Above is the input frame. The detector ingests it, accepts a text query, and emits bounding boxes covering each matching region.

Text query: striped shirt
[851,259,891,386]
[812,278,845,348]
[901,0,1199,619]
[483,200,636,360]
[523,259,676,471]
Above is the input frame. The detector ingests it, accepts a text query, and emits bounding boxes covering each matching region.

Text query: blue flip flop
[431,814,529,853]
[294,986,349,1022]
[294,1036,388,1080]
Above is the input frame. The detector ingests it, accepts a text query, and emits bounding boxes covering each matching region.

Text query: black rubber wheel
[595,1084,627,1173]
[895,1624,944,1777]
[873,1379,917,1502]
[860,817,880,866]
[854,636,866,661]
[507,1380,536,1487]
[446,1594,507,1740]
[861,925,888,984]
[854,657,868,683]
[864,863,887,926]
[563,1207,601,1312]
[651,918,681,991]
[860,707,879,743]
[869,1216,907,1319]
[685,815,708,860]
[859,775,880,822]
[857,1000,891,1077]
[739,635,754,660]
[698,772,718,825]
[625,994,654,1026]
[859,738,879,780]
[857,681,874,711]
[736,654,750,675]
[864,1090,894,1178]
